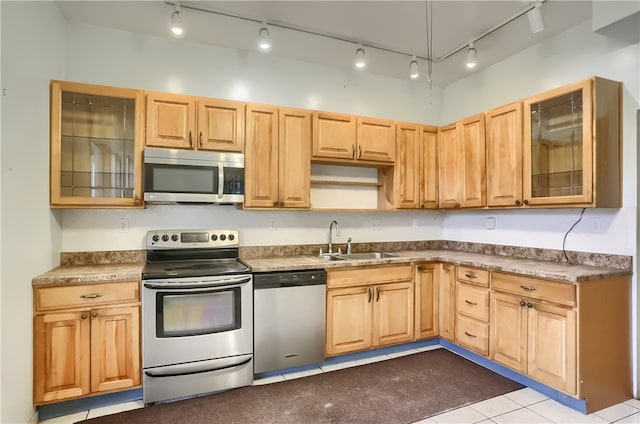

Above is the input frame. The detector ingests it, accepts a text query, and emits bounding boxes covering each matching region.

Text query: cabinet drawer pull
[464,331,477,338]
[367,287,372,303]
[464,273,477,279]
[80,293,103,299]
[520,285,536,292]
[464,299,477,306]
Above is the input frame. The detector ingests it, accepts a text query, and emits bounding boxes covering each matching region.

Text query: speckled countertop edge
[32,263,145,286]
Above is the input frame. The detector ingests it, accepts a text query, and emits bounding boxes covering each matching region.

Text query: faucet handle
[337,247,342,254]
[319,247,323,255]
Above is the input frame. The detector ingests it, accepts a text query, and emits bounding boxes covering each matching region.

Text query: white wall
[0,2,66,423]
[439,19,640,393]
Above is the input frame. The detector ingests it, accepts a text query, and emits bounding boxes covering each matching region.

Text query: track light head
[465,43,477,69]
[409,56,420,79]
[527,2,545,34]
[354,47,366,69]
[257,26,272,52]
[170,5,184,37]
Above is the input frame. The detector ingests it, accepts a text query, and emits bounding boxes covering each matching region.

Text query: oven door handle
[144,354,252,378]
[143,275,251,289]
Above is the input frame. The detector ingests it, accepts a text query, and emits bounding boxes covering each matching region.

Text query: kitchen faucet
[328,220,340,254]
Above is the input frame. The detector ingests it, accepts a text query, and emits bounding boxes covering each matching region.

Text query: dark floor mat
[79,348,523,424]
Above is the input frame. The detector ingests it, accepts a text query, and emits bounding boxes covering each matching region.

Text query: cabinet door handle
[375,286,380,302]
[367,287,372,303]
[523,199,529,205]
[527,302,533,308]
[520,300,526,307]
[455,203,461,208]
[520,285,536,292]
[91,312,98,318]
[199,131,203,147]
[358,145,363,159]
[515,199,521,206]
[80,293,103,299]
[81,313,88,319]
[464,273,477,279]
[351,144,356,159]
[465,299,477,306]
[134,198,141,206]
[189,131,193,147]
[464,331,477,338]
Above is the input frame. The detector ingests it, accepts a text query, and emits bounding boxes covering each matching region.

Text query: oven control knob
[220,234,227,241]
[162,234,169,242]
[228,234,235,241]
[152,235,159,242]
[211,234,218,241]
[171,234,179,242]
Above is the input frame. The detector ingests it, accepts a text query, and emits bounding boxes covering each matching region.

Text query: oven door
[142,274,253,368]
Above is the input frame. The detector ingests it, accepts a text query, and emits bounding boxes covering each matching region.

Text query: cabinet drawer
[35,281,140,312]
[492,272,575,307]
[455,315,489,356]
[456,283,489,322]
[457,266,490,287]
[327,265,413,288]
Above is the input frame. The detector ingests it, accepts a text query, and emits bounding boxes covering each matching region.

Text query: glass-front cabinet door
[522,77,621,207]
[50,81,144,208]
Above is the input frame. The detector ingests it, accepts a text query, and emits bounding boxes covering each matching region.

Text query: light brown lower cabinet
[33,281,141,405]
[455,266,490,355]
[438,263,456,341]
[414,263,439,339]
[325,265,414,356]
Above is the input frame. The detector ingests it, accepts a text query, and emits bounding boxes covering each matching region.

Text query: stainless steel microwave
[144,147,244,204]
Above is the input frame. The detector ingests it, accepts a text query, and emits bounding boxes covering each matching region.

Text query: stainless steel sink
[339,252,397,260]
[316,254,346,261]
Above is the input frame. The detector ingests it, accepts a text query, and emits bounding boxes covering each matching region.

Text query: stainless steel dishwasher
[253,269,327,374]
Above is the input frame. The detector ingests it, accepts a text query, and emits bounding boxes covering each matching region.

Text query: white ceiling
[55,0,593,87]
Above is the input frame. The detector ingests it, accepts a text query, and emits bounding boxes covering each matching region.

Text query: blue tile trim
[37,388,142,421]
[439,339,587,414]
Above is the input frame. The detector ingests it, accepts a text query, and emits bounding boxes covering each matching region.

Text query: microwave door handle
[218,162,224,200]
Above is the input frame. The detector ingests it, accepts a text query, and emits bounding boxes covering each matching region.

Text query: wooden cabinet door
[312,112,356,160]
[438,123,461,208]
[395,123,421,209]
[90,306,140,393]
[326,287,373,355]
[279,108,311,208]
[420,126,439,209]
[197,98,245,152]
[490,292,527,372]
[244,104,279,208]
[415,263,439,339]
[356,117,395,163]
[146,92,196,149]
[460,113,486,207]
[527,302,577,394]
[486,102,523,207]
[374,282,414,346]
[438,264,456,341]
[34,311,90,404]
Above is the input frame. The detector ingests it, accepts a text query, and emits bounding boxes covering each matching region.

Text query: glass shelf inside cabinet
[530,89,584,198]
[60,92,136,199]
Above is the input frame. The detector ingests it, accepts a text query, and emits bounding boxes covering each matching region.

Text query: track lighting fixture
[409,56,420,79]
[257,25,272,52]
[170,4,184,37]
[527,2,545,34]
[465,42,477,69]
[354,47,366,69]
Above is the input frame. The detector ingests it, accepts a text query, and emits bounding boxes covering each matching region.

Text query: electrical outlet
[268,219,277,231]
[412,219,419,229]
[372,219,381,230]
[120,218,129,233]
[485,217,496,230]
[591,218,601,233]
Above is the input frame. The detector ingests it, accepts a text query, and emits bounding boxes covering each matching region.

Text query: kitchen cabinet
[146,92,245,152]
[33,281,140,405]
[325,265,414,355]
[395,124,438,209]
[486,102,523,207]
[438,263,456,342]
[522,77,621,207]
[454,266,490,356]
[438,113,486,208]
[312,112,395,165]
[414,263,439,340]
[50,80,144,208]
[244,105,311,209]
[489,271,632,411]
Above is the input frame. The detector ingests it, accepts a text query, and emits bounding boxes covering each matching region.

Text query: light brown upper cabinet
[50,80,144,208]
[438,113,486,208]
[395,124,438,209]
[523,77,621,207]
[244,105,311,209]
[146,92,245,152]
[486,102,523,207]
[312,112,395,165]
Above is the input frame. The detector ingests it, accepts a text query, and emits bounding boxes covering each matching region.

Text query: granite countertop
[244,250,632,283]
[32,263,145,286]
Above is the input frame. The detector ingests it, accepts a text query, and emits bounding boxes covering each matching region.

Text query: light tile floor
[39,345,640,424]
